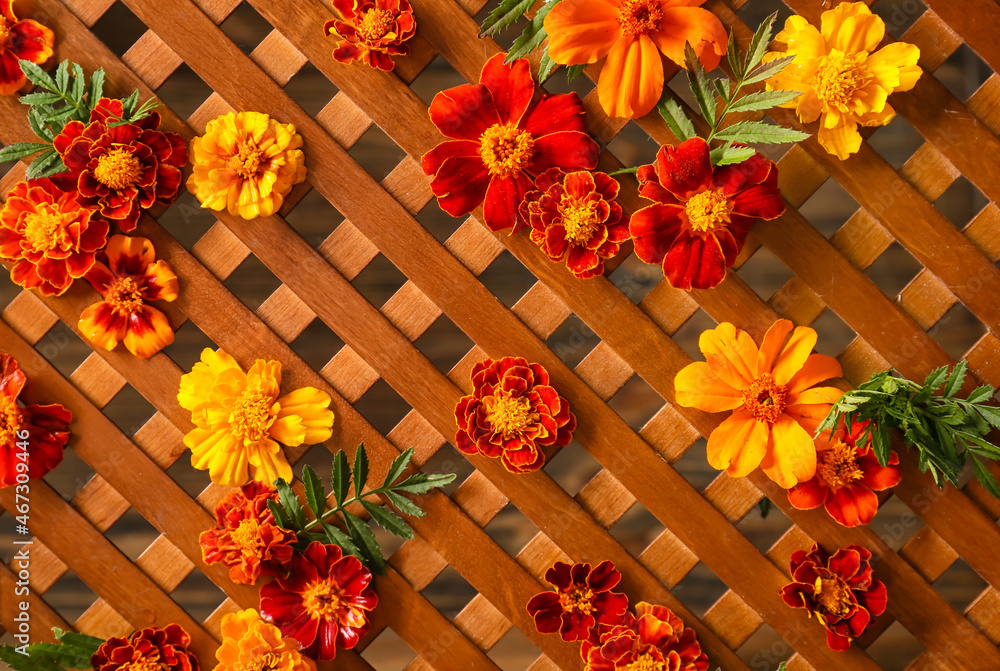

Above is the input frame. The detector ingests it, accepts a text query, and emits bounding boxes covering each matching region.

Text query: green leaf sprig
[267,444,456,575]
[0,627,105,671]
[478,0,585,83]
[817,361,1000,499]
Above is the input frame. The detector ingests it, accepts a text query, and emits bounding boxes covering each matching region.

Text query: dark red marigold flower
[582,602,708,671]
[200,481,296,585]
[0,353,71,488]
[422,53,600,232]
[325,0,416,72]
[260,541,378,661]
[91,623,198,671]
[527,560,629,643]
[53,98,188,232]
[0,0,54,95]
[780,543,887,651]
[519,169,631,279]
[630,137,785,290]
[455,356,576,474]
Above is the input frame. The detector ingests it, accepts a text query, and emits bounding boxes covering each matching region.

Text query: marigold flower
[0,354,71,488]
[325,0,416,72]
[54,98,187,232]
[186,111,306,220]
[788,422,901,527]
[0,176,110,296]
[200,481,296,585]
[630,137,784,290]
[519,169,631,279]
[675,319,843,488]
[527,560,629,643]
[764,2,921,160]
[455,356,576,474]
[78,235,179,359]
[0,0,54,95]
[581,602,708,671]
[780,543,887,651]
[213,608,316,671]
[544,0,727,119]
[422,53,600,232]
[91,623,198,671]
[259,541,378,662]
[177,348,334,487]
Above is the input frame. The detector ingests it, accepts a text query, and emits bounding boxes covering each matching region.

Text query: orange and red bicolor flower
[78,235,179,359]
[200,481,297,585]
[0,354,71,488]
[455,356,576,474]
[631,137,785,290]
[675,319,844,488]
[54,98,187,232]
[527,560,630,643]
[0,176,110,296]
[788,421,901,527]
[780,543,887,651]
[581,602,708,671]
[325,0,416,72]
[520,169,631,279]
[91,624,199,671]
[259,541,378,662]
[422,53,601,232]
[0,0,54,95]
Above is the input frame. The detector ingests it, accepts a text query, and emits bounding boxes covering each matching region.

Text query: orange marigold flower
[325,0,416,72]
[582,602,708,671]
[788,421,901,527]
[0,176,110,296]
[780,543,887,651]
[545,0,727,119]
[527,560,630,643]
[674,319,843,488]
[0,0,54,95]
[214,609,316,671]
[200,481,296,585]
[0,353,71,488]
[186,111,306,220]
[455,356,576,474]
[519,169,631,279]
[78,235,179,360]
[91,624,199,671]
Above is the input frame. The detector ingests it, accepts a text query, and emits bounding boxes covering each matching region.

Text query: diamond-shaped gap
[931,302,986,360]
[735,246,795,302]
[867,116,924,171]
[798,177,861,238]
[865,621,924,670]
[348,125,407,182]
[354,378,412,436]
[420,443,475,497]
[872,0,928,39]
[737,499,793,554]
[36,321,91,377]
[934,43,994,103]
[607,120,659,170]
[933,557,988,611]
[359,628,417,670]
[608,373,663,431]
[410,55,468,106]
[156,64,214,120]
[290,318,345,372]
[102,384,156,437]
[351,253,408,308]
[158,191,218,250]
[810,309,857,357]
[484,502,540,556]
[671,437,715,491]
[864,242,923,299]
[219,2,272,55]
[414,315,474,374]
[164,320,217,372]
[0,271,19,312]
[933,174,989,229]
[609,252,662,305]
[670,561,729,618]
[545,313,600,367]
[868,493,924,552]
[90,2,147,57]
[223,254,283,312]
[735,622,790,669]
[488,625,542,671]
[43,570,99,624]
[420,564,478,622]
[167,454,210,498]
[539,62,595,100]
[609,499,665,557]
[416,196,463,243]
[544,441,603,497]
[285,188,344,249]
[104,507,161,562]
[284,62,339,117]
[478,249,537,309]
[736,0,793,33]
[172,568,226,622]
[672,309,716,360]
[43,447,94,501]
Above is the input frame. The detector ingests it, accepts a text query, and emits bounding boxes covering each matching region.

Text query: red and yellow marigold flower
[455,356,576,474]
[764,2,922,160]
[78,235,179,359]
[187,111,306,220]
[213,608,316,671]
[0,0,54,95]
[582,602,708,671]
[90,624,199,671]
[788,422,901,527]
[177,348,334,488]
[422,53,600,232]
[325,0,416,72]
[0,354,71,488]
[780,543,887,651]
[200,481,296,585]
[675,319,843,488]
[544,0,727,119]
[630,137,785,290]
[527,560,630,643]
[54,98,187,232]
[259,541,378,662]
[519,169,631,279]
[0,176,110,296]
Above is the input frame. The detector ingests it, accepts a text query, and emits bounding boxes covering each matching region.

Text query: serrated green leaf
[332,450,350,506]
[353,444,369,496]
[69,64,85,104]
[0,646,64,671]
[361,500,414,540]
[302,464,326,518]
[713,78,731,101]
[943,360,968,398]
[392,472,456,494]
[657,95,697,142]
[384,490,426,518]
[381,447,414,489]
[966,385,995,404]
[18,92,63,105]
[506,1,556,62]
[538,49,559,83]
[923,365,949,393]
[54,60,69,93]
[972,458,1000,499]
[26,149,60,179]
[30,157,68,180]
[727,89,801,114]
[565,64,585,83]
[266,498,290,527]
[725,27,740,74]
[479,0,535,37]
[27,107,54,141]
[744,12,779,74]
[122,90,140,116]
[711,145,756,166]
[684,43,716,126]
[322,522,363,559]
[342,510,386,574]
[276,478,307,530]
[19,59,56,91]
[713,120,809,145]
[742,54,796,86]
[0,142,50,162]
[88,68,105,108]
[872,423,892,466]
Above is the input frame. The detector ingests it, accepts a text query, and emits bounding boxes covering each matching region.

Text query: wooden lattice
[2,0,1000,668]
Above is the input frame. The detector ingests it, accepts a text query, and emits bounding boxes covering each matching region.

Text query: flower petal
[544,0,620,65]
[674,361,744,412]
[652,7,728,70]
[598,35,663,119]
[706,409,768,477]
[760,413,817,488]
[480,54,535,125]
[428,83,500,141]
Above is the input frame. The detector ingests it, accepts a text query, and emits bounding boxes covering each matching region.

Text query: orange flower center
[626,654,665,671]
[485,394,538,438]
[817,439,863,489]
[230,386,276,444]
[618,0,663,38]
[253,653,284,671]
[95,148,142,190]
[685,188,731,234]
[106,277,145,315]
[0,396,23,446]
[814,576,854,617]
[302,579,344,619]
[558,195,601,245]
[813,51,870,108]
[119,659,167,671]
[559,585,595,615]
[742,373,788,423]
[229,518,262,555]
[229,143,265,180]
[358,8,394,41]
[479,124,535,178]
[22,207,70,253]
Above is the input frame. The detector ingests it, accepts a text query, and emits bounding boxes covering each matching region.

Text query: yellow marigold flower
[213,609,316,671]
[186,111,307,220]
[764,2,921,160]
[178,348,334,487]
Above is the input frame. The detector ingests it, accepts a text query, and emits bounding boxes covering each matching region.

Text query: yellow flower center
[685,189,731,234]
[618,0,663,38]
[358,8,393,41]
[230,518,262,555]
[479,124,535,178]
[817,439,864,489]
[814,576,854,617]
[485,394,538,438]
[814,51,870,108]
[229,143,265,180]
[559,195,601,245]
[302,580,344,619]
[0,396,23,446]
[742,374,788,423]
[106,277,145,315]
[94,148,142,190]
[626,654,665,671]
[22,208,70,253]
[230,386,276,444]
[120,659,167,671]
[558,585,595,615]
[254,653,285,671]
